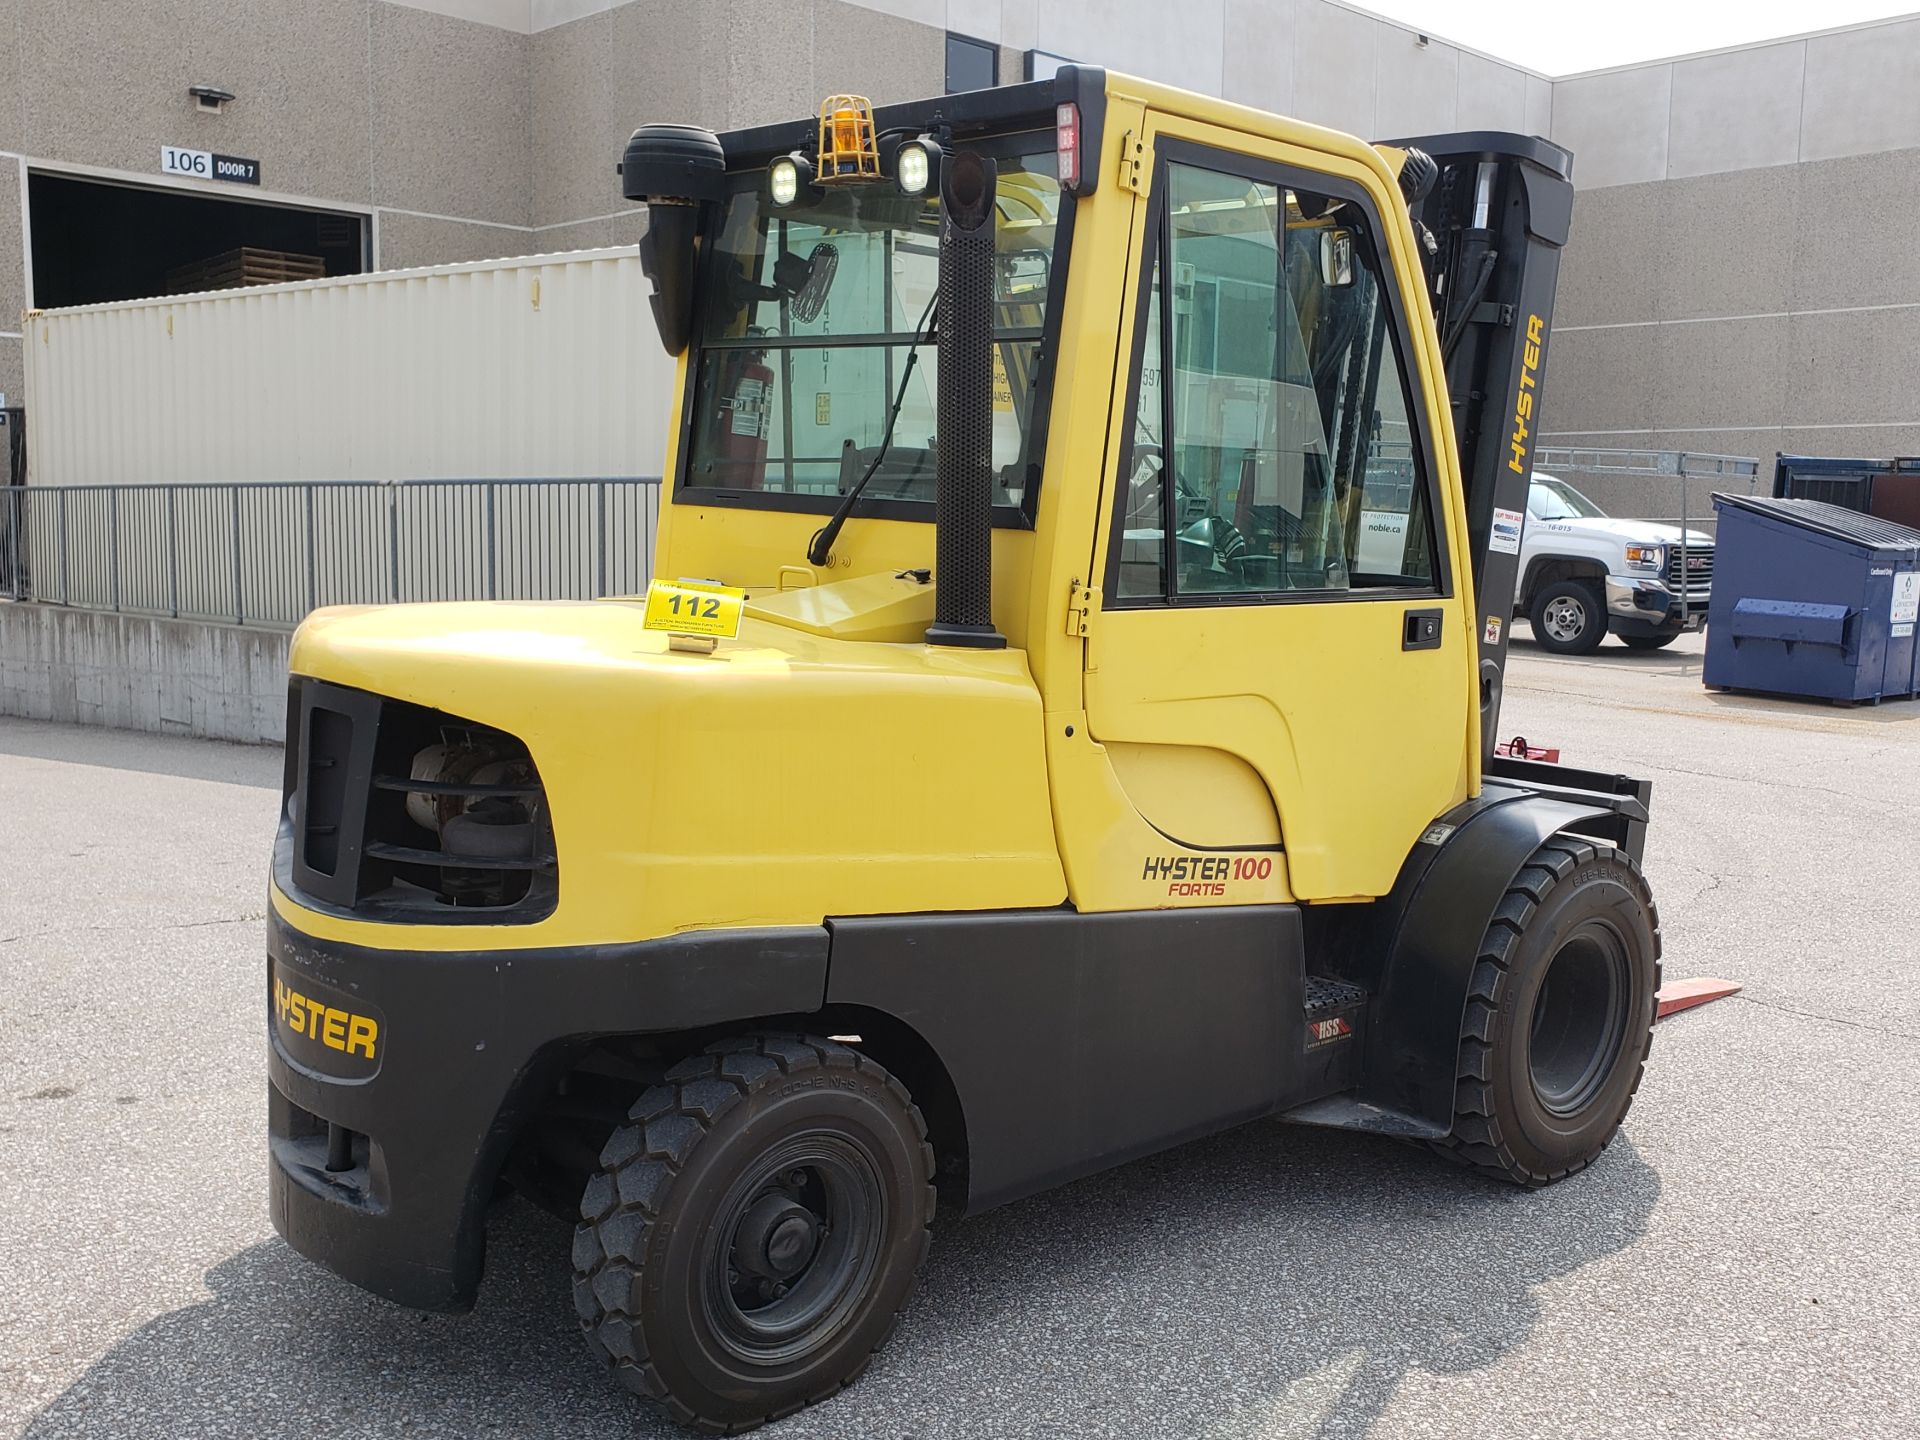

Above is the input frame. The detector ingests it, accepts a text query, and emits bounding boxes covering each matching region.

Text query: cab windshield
[1529,477,1607,520]
[683,136,1064,511]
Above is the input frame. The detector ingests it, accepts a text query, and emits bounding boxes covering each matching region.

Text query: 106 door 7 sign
[161,146,262,186]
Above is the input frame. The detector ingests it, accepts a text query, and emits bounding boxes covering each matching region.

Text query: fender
[824,906,1304,1213]
[1292,784,1619,1140]
[265,910,829,1311]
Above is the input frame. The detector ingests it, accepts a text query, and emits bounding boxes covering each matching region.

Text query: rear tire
[573,1036,934,1433]
[1433,836,1660,1186]
[1619,631,1680,651]
[1529,578,1607,655]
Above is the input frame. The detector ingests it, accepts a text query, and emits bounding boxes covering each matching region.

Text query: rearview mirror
[1320,229,1354,288]
[621,123,727,355]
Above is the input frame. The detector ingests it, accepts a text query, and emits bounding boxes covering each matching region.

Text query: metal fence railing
[0,478,664,630]
[1531,447,1763,534]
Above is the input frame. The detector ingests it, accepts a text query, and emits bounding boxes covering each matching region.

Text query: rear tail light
[1057,102,1081,193]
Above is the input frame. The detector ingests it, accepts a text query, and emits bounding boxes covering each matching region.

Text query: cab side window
[1115,159,1439,601]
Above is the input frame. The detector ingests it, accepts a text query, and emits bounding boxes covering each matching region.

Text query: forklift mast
[1394,132,1574,761]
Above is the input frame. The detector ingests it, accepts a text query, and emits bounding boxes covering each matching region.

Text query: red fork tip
[1656,977,1743,1019]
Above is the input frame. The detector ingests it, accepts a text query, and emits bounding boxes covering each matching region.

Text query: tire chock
[1655,977,1742,1020]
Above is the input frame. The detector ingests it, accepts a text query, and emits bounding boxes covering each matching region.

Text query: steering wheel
[1207,514,1249,564]
[1127,447,1251,578]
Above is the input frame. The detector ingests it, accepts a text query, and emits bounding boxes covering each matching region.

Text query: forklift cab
[633,74,1482,903]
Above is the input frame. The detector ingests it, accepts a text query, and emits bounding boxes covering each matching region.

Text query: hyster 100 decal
[1143,853,1274,897]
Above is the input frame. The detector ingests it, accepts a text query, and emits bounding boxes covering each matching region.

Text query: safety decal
[1418,822,1455,846]
[1484,615,1504,645]
[1489,507,1525,555]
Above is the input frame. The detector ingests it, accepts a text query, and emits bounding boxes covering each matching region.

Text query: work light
[895,136,941,197]
[769,152,814,207]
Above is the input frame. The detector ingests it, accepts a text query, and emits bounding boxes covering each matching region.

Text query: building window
[1025,50,1076,81]
[945,33,998,94]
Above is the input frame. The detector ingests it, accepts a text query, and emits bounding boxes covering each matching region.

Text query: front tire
[573,1036,934,1433]
[1619,631,1680,650]
[1434,836,1660,1186]
[1529,578,1607,655]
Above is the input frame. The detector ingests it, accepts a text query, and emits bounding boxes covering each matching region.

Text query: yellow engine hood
[280,597,1066,951]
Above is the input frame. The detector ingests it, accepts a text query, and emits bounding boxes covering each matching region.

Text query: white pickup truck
[1515,473,1715,653]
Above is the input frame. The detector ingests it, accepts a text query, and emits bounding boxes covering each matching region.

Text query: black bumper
[1611,589,1707,639]
[265,907,828,1312]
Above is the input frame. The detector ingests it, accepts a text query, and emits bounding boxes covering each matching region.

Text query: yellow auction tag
[643,579,747,639]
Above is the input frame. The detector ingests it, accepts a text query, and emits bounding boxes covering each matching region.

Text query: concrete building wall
[1546,17,1920,504]
[4,0,1916,511]
[0,0,1546,440]
[0,0,547,415]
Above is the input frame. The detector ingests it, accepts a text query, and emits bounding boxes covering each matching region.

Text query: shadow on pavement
[1506,633,1703,671]
[0,716,281,786]
[22,1121,1658,1439]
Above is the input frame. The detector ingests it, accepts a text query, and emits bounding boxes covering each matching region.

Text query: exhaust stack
[925,149,1006,650]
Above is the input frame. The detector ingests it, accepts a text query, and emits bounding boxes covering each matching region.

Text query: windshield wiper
[805,292,940,568]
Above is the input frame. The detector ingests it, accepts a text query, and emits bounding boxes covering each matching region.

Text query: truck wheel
[1434,836,1660,1186]
[573,1036,934,1433]
[1619,632,1679,651]
[1529,578,1607,655]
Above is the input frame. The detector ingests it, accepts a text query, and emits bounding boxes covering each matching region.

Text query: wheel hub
[732,1191,820,1281]
[1543,595,1587,642]
[702,1134,886,1365]
[1529,925,1631,1116]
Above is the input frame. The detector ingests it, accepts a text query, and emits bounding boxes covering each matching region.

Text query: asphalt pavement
[2,628,1917,1439]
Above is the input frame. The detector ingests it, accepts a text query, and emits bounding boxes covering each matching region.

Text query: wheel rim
[1541,594,1589,644]
[1528,923,1632,1116]
[699,1132,886,1366]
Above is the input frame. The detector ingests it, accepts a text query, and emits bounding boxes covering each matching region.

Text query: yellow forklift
[267,68,1659,1431]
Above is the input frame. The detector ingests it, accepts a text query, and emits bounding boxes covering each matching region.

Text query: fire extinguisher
[716,348,773,489]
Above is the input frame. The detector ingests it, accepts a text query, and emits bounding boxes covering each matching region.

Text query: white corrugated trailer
[13,248,678,622]
[22,246,676,486]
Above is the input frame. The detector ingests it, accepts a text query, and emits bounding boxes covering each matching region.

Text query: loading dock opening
[26,171,368,309]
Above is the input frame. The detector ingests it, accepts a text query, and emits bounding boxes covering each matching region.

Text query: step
[1300,974,1367,1095]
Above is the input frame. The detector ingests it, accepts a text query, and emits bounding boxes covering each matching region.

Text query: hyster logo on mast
[1507,313,1546,474]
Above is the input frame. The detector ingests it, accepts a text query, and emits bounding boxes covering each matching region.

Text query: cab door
[1083,121,1475,901]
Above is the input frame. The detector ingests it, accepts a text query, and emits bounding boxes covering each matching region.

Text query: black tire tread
[1430,835,1661,1187]
[571,1034,934,1435]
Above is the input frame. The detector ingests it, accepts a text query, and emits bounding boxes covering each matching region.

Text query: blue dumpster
[1705,494,1920,704]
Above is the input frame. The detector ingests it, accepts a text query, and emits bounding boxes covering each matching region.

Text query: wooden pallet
[165,247,327,294]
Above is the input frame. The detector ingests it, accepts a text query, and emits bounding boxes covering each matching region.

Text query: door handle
[1403,607,1443,651]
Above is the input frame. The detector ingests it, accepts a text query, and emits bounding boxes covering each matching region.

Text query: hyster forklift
[267,68,1661,1431]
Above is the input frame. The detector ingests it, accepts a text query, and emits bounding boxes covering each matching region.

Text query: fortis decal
[1142,853,1275,897]
[1507,313,1546,475]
